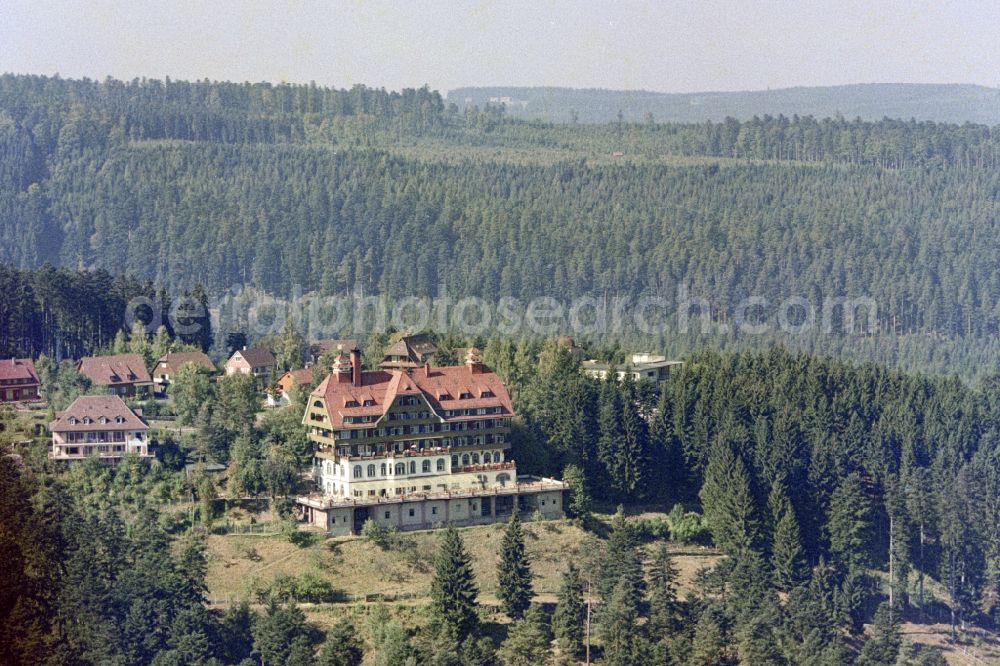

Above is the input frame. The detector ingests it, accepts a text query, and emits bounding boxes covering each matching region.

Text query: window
[483,452,492,463]
[437,458,445,471]
[432,507,438,515]
[395,463,406,475]
[497,473,511,486]
[385,511,391,519]
[452,455,459,468]
[408,508,415,517]
[422,460,431,473]
[353,465,362,479]
[380,463,387,476]
[409,461,416,474]
[462,454,470,466]
[313,400,323,408]
[472,453,480,464]
[367,464,376,477]
[364,399,375,407]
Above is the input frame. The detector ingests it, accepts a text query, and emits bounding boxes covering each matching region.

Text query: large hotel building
[296,346,566,535]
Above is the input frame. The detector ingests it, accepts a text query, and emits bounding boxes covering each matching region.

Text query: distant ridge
[447,83,1000,125]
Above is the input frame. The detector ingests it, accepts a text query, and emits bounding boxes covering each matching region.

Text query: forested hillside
[3,74,1000,378]
[449,83,1000,124]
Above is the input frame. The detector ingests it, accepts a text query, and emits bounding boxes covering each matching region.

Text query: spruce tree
[497,604,551,666]
[430,525,479,641]
[551,563,585,657]
[599,577,643,666]
[770,484,809,591]
[688,608,727,666]
[826,473,874,569]
[699,437,762,556]
[497,514,533,619]
[647,542,682,640]
[317,619,363,666]
[855,602,901,666]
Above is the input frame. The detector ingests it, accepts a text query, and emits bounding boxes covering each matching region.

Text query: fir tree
[699,437,762,556]
[769,483,809,591]
[497,604,551,666]
[497,513,533,619]
[647,542,682,640]
[599,577,644,666]
[430,525,479,641]
[855,602,900,666]
[317,620,363,666]
[551,562,585,658]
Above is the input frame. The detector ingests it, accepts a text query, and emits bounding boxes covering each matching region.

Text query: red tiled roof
[49,395,148,433]
[154,351,216,375]
[77,354,152,386]
[312,364,513,429]
[0,358,39,384]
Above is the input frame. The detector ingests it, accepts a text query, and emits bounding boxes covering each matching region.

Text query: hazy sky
[3,1,999,94]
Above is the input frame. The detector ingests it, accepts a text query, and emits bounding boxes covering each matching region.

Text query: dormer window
[98,417,107,424]
[116,416,125,424]
[68,417,77,425]
[345,400,360,408]
[363,399,375,407]
[480,390,494,398]
[438,392,451,401]
[459,392,472,400]
[82,417,91,424]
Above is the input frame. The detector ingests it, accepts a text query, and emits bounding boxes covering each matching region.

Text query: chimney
[351,348,362,387]
[423,361,431,378]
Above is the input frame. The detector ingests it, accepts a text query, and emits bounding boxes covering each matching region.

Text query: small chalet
[268,367,315,406]
[0,358,41,402]
[49,395,150,463]
[308,339,359,365]
[77,353,153,398]
[379,333,438,370]
[224,346,276,385]
[152,351,216,392]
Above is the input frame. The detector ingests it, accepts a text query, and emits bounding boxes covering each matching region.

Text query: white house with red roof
[297,347,566,535]
[0,358,41,402]
[49,395,150,463]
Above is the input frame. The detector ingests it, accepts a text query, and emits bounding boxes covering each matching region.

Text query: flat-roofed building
[582,353,684,382]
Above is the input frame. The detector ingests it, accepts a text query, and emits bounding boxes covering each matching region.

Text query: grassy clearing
[204,518,721,608]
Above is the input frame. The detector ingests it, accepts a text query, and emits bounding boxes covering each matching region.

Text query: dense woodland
[3,75,1000,378]
[3,334,998,664]
[449,83,1000,125]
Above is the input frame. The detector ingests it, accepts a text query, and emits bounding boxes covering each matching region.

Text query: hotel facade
[296,347,566,536]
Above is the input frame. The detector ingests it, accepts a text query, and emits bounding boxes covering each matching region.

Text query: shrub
[361,518,395,550]
[667,504,711,545]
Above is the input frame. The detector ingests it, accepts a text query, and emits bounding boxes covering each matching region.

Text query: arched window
[462,454,470,466]
[422,460,431,473]
[483,452,492,463]
[497,473,511,486]
[367,464,376,477]
[353,465,362,479]
[452,455,459,468]
[313,400,323,408]
[436,458,446,471]
[395,463,406,475]
[380,463,387,476]
[409,461,416,474]
[472,452,480,464]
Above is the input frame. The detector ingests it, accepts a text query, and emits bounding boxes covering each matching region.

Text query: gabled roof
[311,364,513,429]
[0,358,39,384]
[380,334,439,368]
[230,347,275,368]
[155,351,216,374]
[77,354,152,386]
[49,395,148,432]
[279,367,314,391]
[309,339,359,357]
